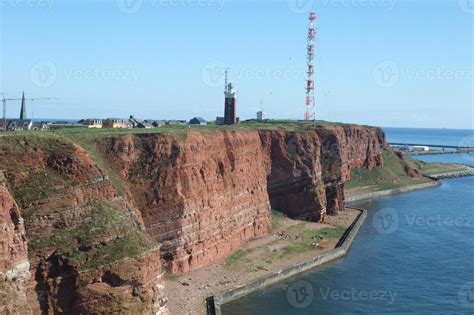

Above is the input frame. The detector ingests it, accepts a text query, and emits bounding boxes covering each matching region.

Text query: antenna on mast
[305,12,317,121]
[224,68,230,93]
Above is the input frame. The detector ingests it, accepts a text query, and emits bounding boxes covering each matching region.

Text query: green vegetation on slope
[404,157,467,176]
[345,149,432,194]
[0,133,156,271]
[225,249,247,267]
[28,201,155,271]
[0,135,81,208]
[56,130,128,196]
[271,209,288,230]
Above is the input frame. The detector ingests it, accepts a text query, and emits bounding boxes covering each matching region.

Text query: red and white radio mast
[305,12,317,121]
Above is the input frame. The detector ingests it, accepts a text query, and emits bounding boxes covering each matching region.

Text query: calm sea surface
[384,127,473,147]
[222,128,474,314]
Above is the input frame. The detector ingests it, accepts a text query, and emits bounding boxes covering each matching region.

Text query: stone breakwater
[426,165,474,179]
[206,208,368,315]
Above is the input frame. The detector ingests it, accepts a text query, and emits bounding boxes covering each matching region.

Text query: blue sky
[1,0,472,128]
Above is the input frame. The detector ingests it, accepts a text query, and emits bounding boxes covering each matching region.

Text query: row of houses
[1,116,209,132]
[80,116,208,129]
[0,119,49,131]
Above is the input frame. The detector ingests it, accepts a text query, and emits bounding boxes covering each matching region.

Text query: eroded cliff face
[0,137,168,314]
[259,125,385,221]
[100,124,386,273]
[100,132,272,273]
[0,181,30,314]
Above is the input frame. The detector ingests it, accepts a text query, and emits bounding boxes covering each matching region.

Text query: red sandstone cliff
[0,137,168,314]
[260,125,385,221]
[100,132,271,273]
[0,181,31,314]
[99,124,386,274]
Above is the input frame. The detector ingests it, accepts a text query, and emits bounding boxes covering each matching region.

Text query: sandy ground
[164,208,359,315]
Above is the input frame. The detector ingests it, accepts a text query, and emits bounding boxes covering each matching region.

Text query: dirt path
[164,208,359,315]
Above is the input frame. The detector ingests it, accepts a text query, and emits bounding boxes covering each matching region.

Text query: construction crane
[2,92,57,131]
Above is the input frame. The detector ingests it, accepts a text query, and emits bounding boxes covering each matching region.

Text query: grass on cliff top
[28,201,155,271]
[0,135,83,207]
[345,149,432,194]
[0,132,75,157]
[0,119,369,139]
[45,120,322,195]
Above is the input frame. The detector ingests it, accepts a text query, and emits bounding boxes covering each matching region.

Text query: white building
[257,111,266,121]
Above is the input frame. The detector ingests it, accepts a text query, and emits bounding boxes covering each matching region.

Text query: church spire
[20,91,26,120]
